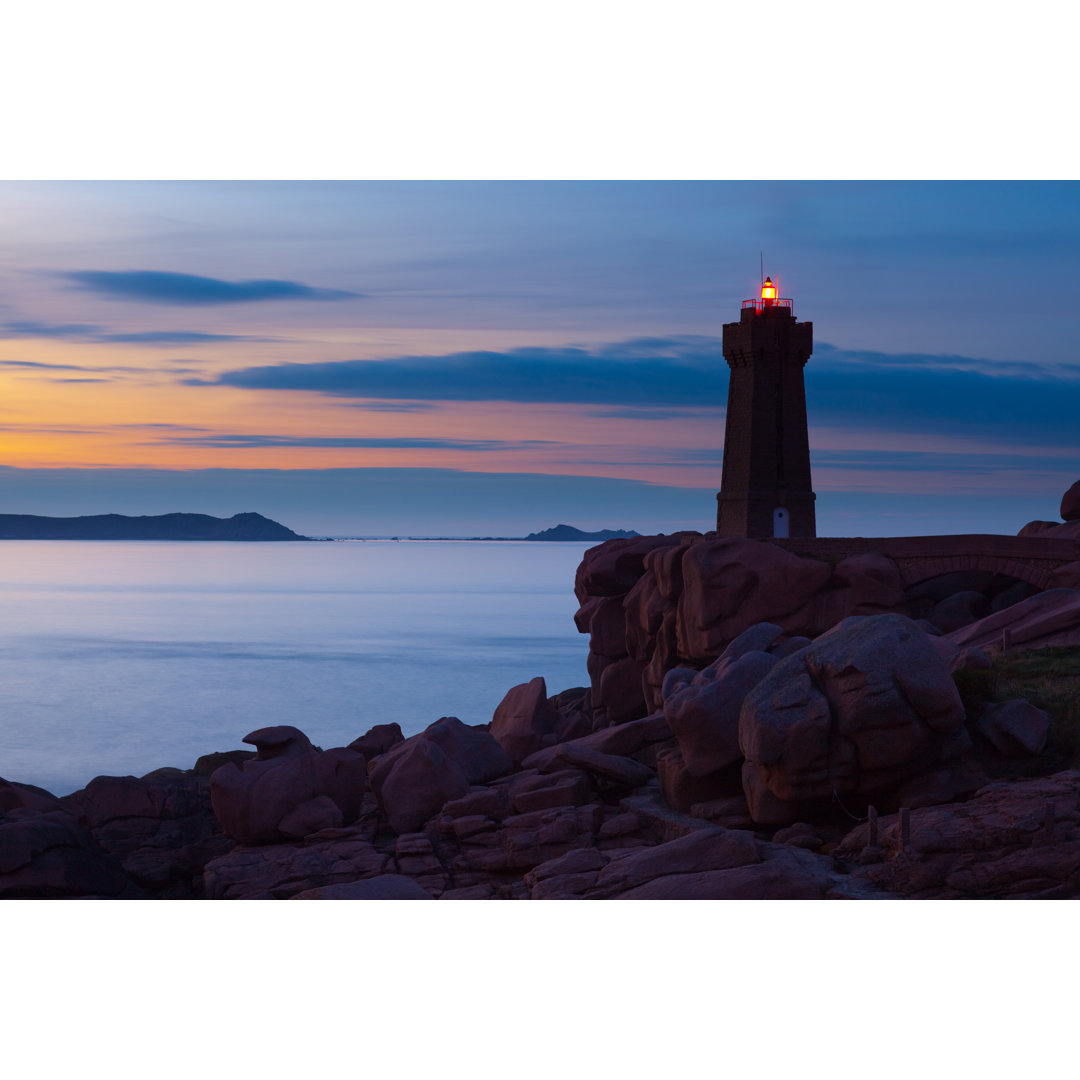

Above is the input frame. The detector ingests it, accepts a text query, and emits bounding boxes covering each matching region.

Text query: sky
[0,180,1078,536]
[8,0,1075,1063]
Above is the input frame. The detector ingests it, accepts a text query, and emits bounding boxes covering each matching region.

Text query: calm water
[0,540,593,796]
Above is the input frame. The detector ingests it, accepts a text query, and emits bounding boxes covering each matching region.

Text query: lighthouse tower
[716,276,816,539]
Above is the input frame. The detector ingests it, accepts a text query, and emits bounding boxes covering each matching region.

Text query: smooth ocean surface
[0,540,594,796]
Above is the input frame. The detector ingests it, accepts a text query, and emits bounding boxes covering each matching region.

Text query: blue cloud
[152,433,556,451]
[1,320,101,338]
[62,270,359,305]
[0,358,100,371]
[807,349,1080,448]
[0,320,273,345]
[103,330,276,344]
[198,336,729,406]
[197,335,1080,454]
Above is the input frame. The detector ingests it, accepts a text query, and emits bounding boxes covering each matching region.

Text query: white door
[773,507,789,538]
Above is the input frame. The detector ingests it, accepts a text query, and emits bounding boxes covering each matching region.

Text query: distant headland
[328,525,641,542]
[522,525,640,542]
[0,512,308,541]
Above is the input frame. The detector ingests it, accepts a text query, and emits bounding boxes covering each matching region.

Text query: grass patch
[953,646,1080,770]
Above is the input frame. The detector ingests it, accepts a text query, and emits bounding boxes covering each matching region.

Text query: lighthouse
[716,276,816,539]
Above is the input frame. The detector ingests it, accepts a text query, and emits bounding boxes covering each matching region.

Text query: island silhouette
[0,511,306,541]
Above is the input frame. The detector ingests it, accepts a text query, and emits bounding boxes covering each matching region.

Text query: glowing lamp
[761,277,777,301]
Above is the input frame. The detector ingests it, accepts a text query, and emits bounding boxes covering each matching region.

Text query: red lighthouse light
[761,277,777,301]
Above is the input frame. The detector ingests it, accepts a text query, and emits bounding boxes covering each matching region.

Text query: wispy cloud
[812,342,1075,380]
[0,358,143,374]
[0,320,275,345]
[150,433,557,451]
[61,270,359,305]
[344,401,440,413]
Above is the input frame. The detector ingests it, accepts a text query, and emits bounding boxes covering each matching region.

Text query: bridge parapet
[768,534,1080,590]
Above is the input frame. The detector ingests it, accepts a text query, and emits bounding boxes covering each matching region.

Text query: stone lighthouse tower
[716,276,816,538]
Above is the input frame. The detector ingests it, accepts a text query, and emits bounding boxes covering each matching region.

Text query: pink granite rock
[291,875,434,899]
[588,826,760,897]
[243,725,314,759]
[676,539,832,665]
[574,535,686,601]
[491,676,560,763]
[0,808,134,899]
[657,746,742,814]
[577,595,630,658]
[609,844,834,899]
[595,655,648,725]
[947,588,1080,651]
[203,827,390,899]
[278,796,345,839]
[739,613,966,822]
[369,737,470,835]
[663,649,779,776]
[1049,562,1080,590]
[554,744,655,788]
[210,731,368,845]
[420,716,513,783]
[926,590,990,634]
[508,770,592,814]
[521,711,672,772]
[0,778,66,815]
[977,699,1051,757]
[1018,519,1080,539]
[1060,480,1080,522]
[836,770,1080,899]
[347,722,404,762]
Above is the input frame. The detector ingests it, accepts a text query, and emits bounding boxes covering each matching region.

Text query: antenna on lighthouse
[760,252,764,291]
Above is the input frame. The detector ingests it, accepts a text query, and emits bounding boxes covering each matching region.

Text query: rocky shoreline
[5,485,1080,900]
[4,699,1080,899]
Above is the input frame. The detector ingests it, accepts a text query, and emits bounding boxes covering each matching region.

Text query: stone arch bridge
[771,534,1080,591]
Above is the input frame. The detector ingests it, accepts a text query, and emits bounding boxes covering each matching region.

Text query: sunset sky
[1,180,1077,536]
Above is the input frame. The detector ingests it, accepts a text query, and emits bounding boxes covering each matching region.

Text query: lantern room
[741,274,794,314]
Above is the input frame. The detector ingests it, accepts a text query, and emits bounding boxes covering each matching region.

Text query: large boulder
[419,716,512,784]
[491,677,560,763]
[739,613,967,824]
[64,770,230,896]
[977,699,1051,758]
[210,727,368,845]
[925,591,990,634]
[574,535,687,601]
[0,805,135,899]
[677,539,832,665]
[347,722,404,762]
[663,647,780,777]
[368,738,470,835]
[1061,480,1080,522]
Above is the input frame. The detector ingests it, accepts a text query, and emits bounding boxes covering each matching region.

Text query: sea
[0,540,594,796]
